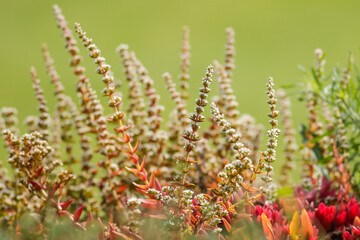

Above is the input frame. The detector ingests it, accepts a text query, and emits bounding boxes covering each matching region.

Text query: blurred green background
[1,0,360,179]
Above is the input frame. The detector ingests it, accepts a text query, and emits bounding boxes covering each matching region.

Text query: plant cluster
[1,5,360,240]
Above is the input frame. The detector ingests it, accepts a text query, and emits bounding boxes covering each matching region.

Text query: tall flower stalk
[180,65,213,185]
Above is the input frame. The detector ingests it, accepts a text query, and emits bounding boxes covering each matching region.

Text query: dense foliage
[1,5,360,240]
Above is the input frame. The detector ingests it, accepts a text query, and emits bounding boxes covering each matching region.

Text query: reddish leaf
[149,170,156,188]
[114,124,131,133]
[119,226,144,240]
[133,183,148,190]
[135,188,147,195]
[126,167,141,179]
[348,203,359,223]
[155,179,162,192]
[117,133,130,143]
[59,210,72,218]
[335,211,347,228]
[133,140,141,153]
[140,156,146,172]
[140,199,160,209]
[35,166,44,179]
[117,185,128,193]
[74,221,86,230]
[97,217,105,240]
[60,199,74,210]
[16,223,21,237]
[118,148,133,155]
[126,167,146,182]
[85,212,93,227]
[111,170,123,177]
[109,223,129,240]
[128,153,139,164]
[48,183,61,198]
[124,133,130,143]
[37,202,46,212]
[28,180,43,191]
[343,227,352,240]
[73,205,85,222]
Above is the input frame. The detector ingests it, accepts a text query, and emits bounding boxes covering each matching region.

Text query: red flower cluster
[314,199,359,232]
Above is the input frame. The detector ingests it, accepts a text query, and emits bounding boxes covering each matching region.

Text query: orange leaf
[140,199,160,209]
[191,215,197,223]
[149,170,156,188]
[132,183,148,190]
[126,167,145,181]
[140,156,146,172]
[117,185,128,193]
[118,148,132,155]
[184,182,195,187]
[261,213,274,240]
[37,202,46,212]
[133,140,141,153]
[111,170,122,177]
[16,223,21,235]
[188,160,198,163]
[114,124,131,133]
[240,182,259,192]
[128,153,139,164]
[124,133,130,143]
[223,218,232,232]
[354,216,360,227]
[300,209,313,238]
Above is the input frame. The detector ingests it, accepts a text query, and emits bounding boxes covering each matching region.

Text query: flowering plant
[0,5,359,240]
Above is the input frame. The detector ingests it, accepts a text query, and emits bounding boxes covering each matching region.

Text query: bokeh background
[1,0,360,180]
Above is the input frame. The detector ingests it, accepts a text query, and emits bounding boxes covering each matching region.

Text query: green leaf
[309,129,334,144]
[318,155,333,164]
[311,67,322,88]
[312,143,323,161]
[299,123,308,144]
